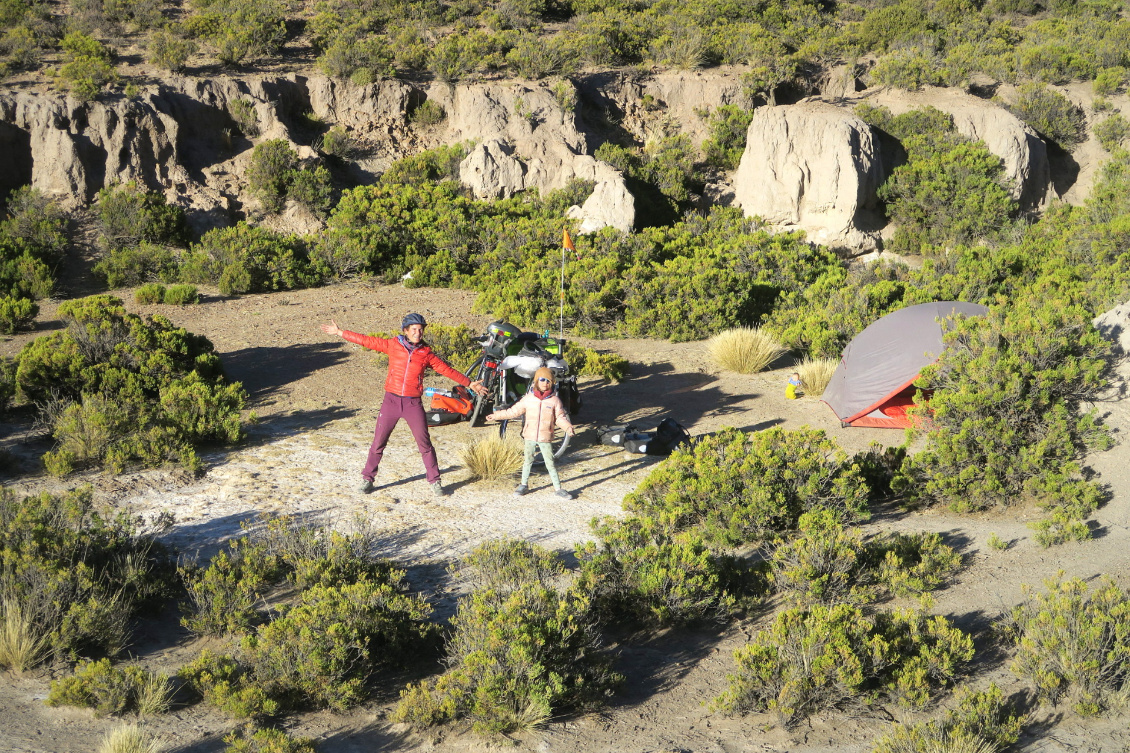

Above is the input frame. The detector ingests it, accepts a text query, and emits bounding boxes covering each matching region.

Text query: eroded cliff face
[0,71,1065,250]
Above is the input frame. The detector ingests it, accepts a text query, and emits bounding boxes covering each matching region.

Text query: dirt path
[1,282,1129,753]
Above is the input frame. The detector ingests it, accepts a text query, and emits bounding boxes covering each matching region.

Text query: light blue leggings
[522,441,561,489]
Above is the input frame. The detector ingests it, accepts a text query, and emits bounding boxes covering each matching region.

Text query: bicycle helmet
[401,312,427,329]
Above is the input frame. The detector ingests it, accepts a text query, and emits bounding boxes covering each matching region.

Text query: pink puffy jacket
[491,390,574,442]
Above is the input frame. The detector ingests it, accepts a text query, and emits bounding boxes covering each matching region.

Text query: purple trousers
[363,393,440,484]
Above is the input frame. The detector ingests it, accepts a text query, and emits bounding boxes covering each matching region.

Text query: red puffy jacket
[343,331,470,398]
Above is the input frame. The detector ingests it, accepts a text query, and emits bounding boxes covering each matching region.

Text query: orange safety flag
[562,228,575,254]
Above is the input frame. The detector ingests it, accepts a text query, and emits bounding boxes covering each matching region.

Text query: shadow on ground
[222,342,351,401]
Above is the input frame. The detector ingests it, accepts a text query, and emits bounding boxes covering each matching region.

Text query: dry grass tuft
[97,724,163,753]
[707,327,787,374]
[135,672,173,716]
[795,357,838,397]
[461,436,524,481]
[0,597,46,674]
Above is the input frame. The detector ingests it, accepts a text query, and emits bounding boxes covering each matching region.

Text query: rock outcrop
[861,88,1053,211]
[733,102,884,250]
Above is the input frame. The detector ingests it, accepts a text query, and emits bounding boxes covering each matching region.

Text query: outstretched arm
[320,318,344,338]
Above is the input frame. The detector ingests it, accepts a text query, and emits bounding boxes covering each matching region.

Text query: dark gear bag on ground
[596,424,635,447]
[426,409,463,426]
[623,431,655,454]
[651,417,691,455]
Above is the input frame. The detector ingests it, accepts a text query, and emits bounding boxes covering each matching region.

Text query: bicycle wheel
[499,418,571,462]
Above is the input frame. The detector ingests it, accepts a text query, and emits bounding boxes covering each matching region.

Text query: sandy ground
[1,281,1129,753]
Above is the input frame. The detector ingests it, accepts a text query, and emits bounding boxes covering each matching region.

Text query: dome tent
[822,301,989,428]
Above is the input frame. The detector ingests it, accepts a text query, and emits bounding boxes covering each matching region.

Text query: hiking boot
[431,481,447,498]
[515,484,528,496]
[359,479,376,494]
[555,489,574,500]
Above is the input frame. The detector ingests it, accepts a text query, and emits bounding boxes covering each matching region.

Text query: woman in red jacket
[321,313,487,498]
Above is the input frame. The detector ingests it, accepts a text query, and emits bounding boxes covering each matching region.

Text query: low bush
[0,485,177,665]
[58,32,117,100]
[625,427,870,546]
[321,125,357,159]
[701,104,754,170]
[460,436,523,481]
[768,511,962,607]
[162,284,198,305]
[135,283,164,304]
[179,223,321,295]
[577,514,739,626]
[223,727,317,753]
[95,183,187,252]
[95,242,177,288]
[241,578,436,711]
[1000,83,1087,152]
[47,658,170,717]
[898,302,1113,542]
[1093,67,1126,96]
[408,100,446,127]
[148,28,196,72]
[1094,112,1130,151]
[794,356,836,396]
[1,185,69,264]
[1006,573,1130,716]
[247,140,298,213]
[181,537,282,636]
[178,650,280,721]
[317,32,393,82]
[228,98,259,137]
[872,683,1023,753]
[394,539,619,733]
[565,343,629,382]
[14,295,246,473]
[716,604,974,728]
[707,326,787,374]
[0,294,36,333]
[183,0,286,66]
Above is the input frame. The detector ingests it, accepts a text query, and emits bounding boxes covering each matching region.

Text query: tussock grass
[874,728,998,753]
[707,327,787,374]
[460,436,524,481]
[97,724,163,753]
[0,597,46,673]
[796,356,838,397]
[134,672,173,716]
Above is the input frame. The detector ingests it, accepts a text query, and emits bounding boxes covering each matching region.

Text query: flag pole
[560,228,574,343]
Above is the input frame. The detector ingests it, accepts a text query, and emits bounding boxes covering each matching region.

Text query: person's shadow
[221,342,350,401]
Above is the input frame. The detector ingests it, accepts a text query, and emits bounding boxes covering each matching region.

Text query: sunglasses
[537,377,551,382]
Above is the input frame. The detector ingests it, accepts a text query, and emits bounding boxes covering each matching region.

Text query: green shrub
[94,242,177,288]
[180,223,320,295]
[872,532,964,599]
[577,514,739,626]
[147,28,196,71]
[1093,66,1126,96]
[1094,112,1130,151]
[258,514,401,590]
[564,343,629,382]
[185,0,287,66]
[869,48,947,91]
[223,727,318,753]
[505,30,569,79]
[47,658,169,717]
[242,578,436,711]
[134,283,164,304]
[178,649,280,720]
[0,485,177,665]
[872,683,1023,753]
[716,604,974,728]
[1,185,69,263]
[0,294,36,333]
[1006,574,1130,716]
[625,427,870,546]
[95,182,187,252]
[898,302,1113,540]
[228,97,260,137]
[426,26,507,82]
[162,284,198,304]
[408,100,446,127]
[393,539,619,734]
[14,295,245,472]
[58,32,117,100]
[321,125,357,158]
[701,104,754,170]
[181,537,282,636]
[1000,83,1087,151]
[286,164,336,217]
[317,32,393,82]
[247,139,298,212]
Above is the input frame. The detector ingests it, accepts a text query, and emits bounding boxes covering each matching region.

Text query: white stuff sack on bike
[500,354,544,378]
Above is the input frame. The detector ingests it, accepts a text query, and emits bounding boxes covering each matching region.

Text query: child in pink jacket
[487,367,576,498]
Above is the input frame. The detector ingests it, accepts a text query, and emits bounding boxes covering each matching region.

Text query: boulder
[460,140,527,199]
[733,102,884,250]
[567,173,635,234]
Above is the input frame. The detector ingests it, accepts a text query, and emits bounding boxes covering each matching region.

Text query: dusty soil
[1,281,1129,753]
